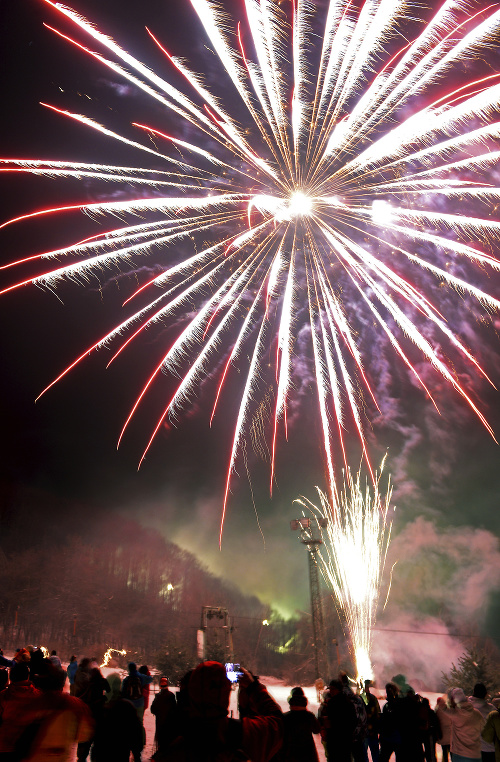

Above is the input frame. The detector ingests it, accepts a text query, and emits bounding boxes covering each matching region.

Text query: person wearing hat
[326,679,357,762]
[447,687,485,762]
[279,686,320,761]
[91,672,143,762]
[470,684,496,762]
[151,677,177,759]
[171,660,282,761]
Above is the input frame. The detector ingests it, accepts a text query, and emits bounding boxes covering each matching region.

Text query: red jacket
[0,680,41,752]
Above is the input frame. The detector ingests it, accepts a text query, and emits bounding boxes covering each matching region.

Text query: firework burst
[2,0,500,538]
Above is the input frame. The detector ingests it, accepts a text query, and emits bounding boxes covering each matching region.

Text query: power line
[373,628,467,637]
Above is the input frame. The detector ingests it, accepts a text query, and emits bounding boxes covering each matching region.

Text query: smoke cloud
[372,516,500,689]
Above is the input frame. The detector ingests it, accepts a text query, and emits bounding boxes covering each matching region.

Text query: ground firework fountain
[296,463,394,682]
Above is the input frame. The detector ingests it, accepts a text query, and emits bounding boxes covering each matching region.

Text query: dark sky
[1,0,500,673]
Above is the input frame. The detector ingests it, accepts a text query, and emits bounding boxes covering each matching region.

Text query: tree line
[0,517,342,682]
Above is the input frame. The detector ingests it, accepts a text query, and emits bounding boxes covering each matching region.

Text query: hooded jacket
[165,662,282,762]
[482,710,500,762]
[449,700,485,759]
[0,680,41,753]
[470,696,496,754]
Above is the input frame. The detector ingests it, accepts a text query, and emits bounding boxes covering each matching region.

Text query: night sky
[1,0,500,677]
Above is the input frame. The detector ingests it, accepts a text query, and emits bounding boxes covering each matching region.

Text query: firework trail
[2,0,500,539]
[100,647,127,668]
[296,462,394,681]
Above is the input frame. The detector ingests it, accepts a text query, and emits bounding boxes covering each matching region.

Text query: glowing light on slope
[100,648,127,668]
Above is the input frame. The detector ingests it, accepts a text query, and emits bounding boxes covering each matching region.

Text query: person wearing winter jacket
[121,662,153,718]
[74,660,110,762]
[339,672,367,762]
[92,672,143,762]
[482,708,500,762]
[138,666,152,711]
[159,661,283,761]
[363,680,381,762]
[278,686,320,762]
[379,682,403,762]
[0,662,41,757]
[470,684,496,762]
[151,677,178,758]
[436,696,453,762]
[22,664,94,762]
[448,687,485,762]
[67,656,78,695]
[325,679,357,762]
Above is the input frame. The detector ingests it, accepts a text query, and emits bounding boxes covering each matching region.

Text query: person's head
[386,682,400,701]
[139,665,150,675]
[448,687,468,707]
[365,679,373,692]
[106,672,122,701]
[188,661,232,718]
[38,665,67,692]
[70,655,76,663]
[78,657,91,671]
[10,662,30,683]
[51,650,57,656]
[339,671,349,687]
[14,648,30,663]
[160,677,169,690]
[329,679,343,696]
[128,662,138,674]
[391,673,410,695]
[289,686,307,707]
[473,683,487,699]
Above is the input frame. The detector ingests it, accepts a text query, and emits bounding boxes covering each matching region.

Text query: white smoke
[371,517,500,689]
[372,612,464,692]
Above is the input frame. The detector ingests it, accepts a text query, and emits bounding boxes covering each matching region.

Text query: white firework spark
[1,0,500,539]
[296,462,394,681]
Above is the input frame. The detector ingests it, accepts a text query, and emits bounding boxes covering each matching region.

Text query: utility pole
[290,517,330,680]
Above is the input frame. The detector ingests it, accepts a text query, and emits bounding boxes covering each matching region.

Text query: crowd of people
[314,676,500,762]
[1,645,500,762]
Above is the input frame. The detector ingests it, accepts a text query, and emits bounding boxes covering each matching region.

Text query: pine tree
[441,647,500,696]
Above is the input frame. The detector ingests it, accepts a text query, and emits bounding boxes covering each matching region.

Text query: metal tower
[291,517,330,679]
